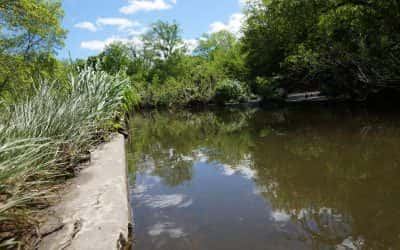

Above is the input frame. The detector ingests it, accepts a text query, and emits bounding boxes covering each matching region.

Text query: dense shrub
[254,77,286,101]
[214,79,247,104]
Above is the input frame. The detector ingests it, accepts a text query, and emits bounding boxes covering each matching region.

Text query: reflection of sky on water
[128,109,400,250]
[132,153,359,249]
[270,210,291,222]
[148,222,187,238]
[221,163,257,179]
[139,194,193,209]
[132,143,363,250]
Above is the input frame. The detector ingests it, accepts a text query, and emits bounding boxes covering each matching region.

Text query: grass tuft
[0,67,126,248]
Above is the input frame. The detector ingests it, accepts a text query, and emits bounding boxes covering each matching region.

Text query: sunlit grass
[0,68,126,248]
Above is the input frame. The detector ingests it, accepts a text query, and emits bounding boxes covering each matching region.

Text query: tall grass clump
[0,68,126,248]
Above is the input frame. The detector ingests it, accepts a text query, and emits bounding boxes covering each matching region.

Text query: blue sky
[59,0,246,59]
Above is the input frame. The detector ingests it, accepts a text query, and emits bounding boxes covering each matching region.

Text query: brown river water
[126,106,400,250]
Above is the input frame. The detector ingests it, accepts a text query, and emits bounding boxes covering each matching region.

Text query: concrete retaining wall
[39,134,132,250]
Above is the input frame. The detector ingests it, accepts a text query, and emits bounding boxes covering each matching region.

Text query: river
[126,106,400,250]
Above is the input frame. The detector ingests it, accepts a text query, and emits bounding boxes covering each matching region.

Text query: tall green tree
[196,31,246,81]
[99,42,131,75]
[0,0,67,56]
[0,0,67,97]
[143,21,184,61]
[196,31,237,59]
[140,21,187,82]
[242,0,400,98]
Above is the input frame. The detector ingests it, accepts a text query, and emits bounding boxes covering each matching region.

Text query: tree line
[1,0,400,107]
[243,0,400,100]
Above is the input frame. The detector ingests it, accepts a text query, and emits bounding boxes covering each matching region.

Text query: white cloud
[96,17,140,31]
[81,40,107,51]
[120,0,175,14]
[80,36,132,51]
[75,18,141,33]
[183,39,199,54]
[78,18,147,52]
[74,21,98,32]
[127,26,149,36]
[209,13,245,36]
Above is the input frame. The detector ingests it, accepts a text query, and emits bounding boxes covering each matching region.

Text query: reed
[0,68,126,248]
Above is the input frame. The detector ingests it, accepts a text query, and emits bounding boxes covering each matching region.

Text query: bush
[123,85,142,113]
[254,76,286,101]
[214,79,247,104]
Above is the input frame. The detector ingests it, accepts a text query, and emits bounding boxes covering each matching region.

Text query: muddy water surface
[127,107,400,250]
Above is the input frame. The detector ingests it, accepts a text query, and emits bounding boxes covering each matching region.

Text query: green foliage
[242,0,400,99]
[214,79,247,104]
[0,53,70,100]
[254,76,286,101]
[196,30,237,59]
[0,0,67,55]
[126,109,255,185]
[143,20,184,61]
[123,85,142,112]
[0,68,126,247]
[100,42,131,75]
[197,31,247,81]
[140,78,188,107]
[85,23,250,108]
[254,77,273,99]
[0,0,67,98]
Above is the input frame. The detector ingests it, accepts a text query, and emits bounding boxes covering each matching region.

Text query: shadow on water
[126,106,400,250]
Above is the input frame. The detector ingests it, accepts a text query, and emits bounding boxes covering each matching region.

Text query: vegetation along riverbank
[1,0,400,248]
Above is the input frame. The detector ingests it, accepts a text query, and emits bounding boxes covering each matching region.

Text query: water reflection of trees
[127,107,400,249]
[252,108,400,249]
[127,109,256,186]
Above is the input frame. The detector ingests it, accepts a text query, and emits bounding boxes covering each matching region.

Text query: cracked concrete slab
[39,134,132,250]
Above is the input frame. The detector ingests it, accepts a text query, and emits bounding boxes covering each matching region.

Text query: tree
[142,21,184,60]
[0,0,67,56]
[196,30,237,60]
[0,0,67,96]
[242,0,321,81]
[195,31,246,81]
[100,42,131,75]
[241,0,400,98]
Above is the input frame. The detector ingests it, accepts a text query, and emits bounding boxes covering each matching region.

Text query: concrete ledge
[39,134,132,250]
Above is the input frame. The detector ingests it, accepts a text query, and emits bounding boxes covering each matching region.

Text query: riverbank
[0,68,127,249]
[38,134,132,250]
[2,67,399,249]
